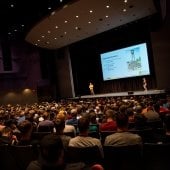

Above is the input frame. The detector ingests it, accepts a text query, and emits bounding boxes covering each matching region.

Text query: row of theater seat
[30,126,167,144]
[0,143,170,170]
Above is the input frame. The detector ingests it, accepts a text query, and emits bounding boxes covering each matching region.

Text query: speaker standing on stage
[89,82,95,95]
[143,77,147,91]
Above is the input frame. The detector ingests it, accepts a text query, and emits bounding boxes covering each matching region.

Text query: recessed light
[76,15,79,18]
[38,40,40,42]
[89,10,93,13]
[35,44,38,46]
[124,0,128,3]
[21,24,24,27]
[75,26,78,30]
[14,29,17,32]
[106,5,110,8]
[64,20,68,23]
[64,32,67,34]
[63,5,68,9]
[10,4,14,8]
[106,15,109,18]
[88,21,91,24]
[123,8,127,12]
[47,30,51,33]
[55,26,59,29]
[54,37,57,40]
[51,11,55,15]
[41,35,45,38]
[8,32,11,35]
[46,42,50,44]
[48,7,51,10]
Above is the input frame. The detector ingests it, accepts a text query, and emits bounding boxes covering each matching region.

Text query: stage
[74,89,166,99]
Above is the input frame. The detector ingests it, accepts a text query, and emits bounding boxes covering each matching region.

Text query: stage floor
[77,89,166,99]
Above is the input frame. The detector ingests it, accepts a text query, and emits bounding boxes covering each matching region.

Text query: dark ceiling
[0,0,73,41]
[0,0,167,46]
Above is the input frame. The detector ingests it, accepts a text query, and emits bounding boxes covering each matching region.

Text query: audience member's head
[78,117,89,133]
[105,109,116,120]
[54,118,65,135]
[39,135,65,168]
[18,120,32,134]
[116,113,128,130]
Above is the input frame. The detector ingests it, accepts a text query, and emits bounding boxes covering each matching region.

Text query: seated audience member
[161,114,170,143]
[37,111,54,132]
[143,102,160,121]
[54,118,71,150]
[27,135,66,170]
[0,126,18,145]
[69,116,103,158]
[104,113,142,146]
[27,135,99,170]
[65,108,78,127]
[126,107,135,129]
[88,110,99,133]
[17,120,33,145]
[134,105,147,130]
[100,109,117,131]
[56,111,76,136]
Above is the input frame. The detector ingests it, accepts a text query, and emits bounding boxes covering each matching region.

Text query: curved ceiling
[25,0,157,49]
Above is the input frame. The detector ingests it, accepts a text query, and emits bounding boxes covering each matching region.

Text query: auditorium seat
[128,128,154,143]
[143,143,170,170]
[103,145,143,170]
[66,146,103,166]
[0,145,39,170]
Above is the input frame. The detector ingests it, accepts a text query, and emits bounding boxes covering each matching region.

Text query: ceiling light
[123,8,127,12]
[8,32,11,35]
[55,26,59,29]
[10,4,14,8]
[63,5,68,8]
[106,15,109,18]
[106,5,110,8]
[64,20,68,23]
[48,7,51,10]
[88,21,91,24]
[47,30,51,33]
[75,26,78,30]
[38,40,40,42]
[46,42,50,44]
[21,24,24,27]
[64,32,67,34]
[35,44,38,46]
[41,35,45,38]
[51,11,55,15]
[76,15,79,18]
[124,0,128,3]
[54,37,57,40]
[14,29,17,32]
[60,0,63,2]
[89,10,93,13]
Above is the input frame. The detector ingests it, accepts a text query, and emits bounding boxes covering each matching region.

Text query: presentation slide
[100,43,150,81]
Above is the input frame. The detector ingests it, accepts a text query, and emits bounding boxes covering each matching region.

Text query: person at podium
[89,82,95,95]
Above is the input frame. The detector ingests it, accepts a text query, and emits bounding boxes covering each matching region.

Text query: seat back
[129,128,153,143]
[104,145,143,170]
[0,144,39,170]
[143,143,170,170]
[66,146,102,165]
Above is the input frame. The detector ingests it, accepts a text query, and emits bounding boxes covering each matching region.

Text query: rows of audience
[0,95,170,169]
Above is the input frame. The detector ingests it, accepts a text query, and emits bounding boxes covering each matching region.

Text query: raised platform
[77,89,166,99]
